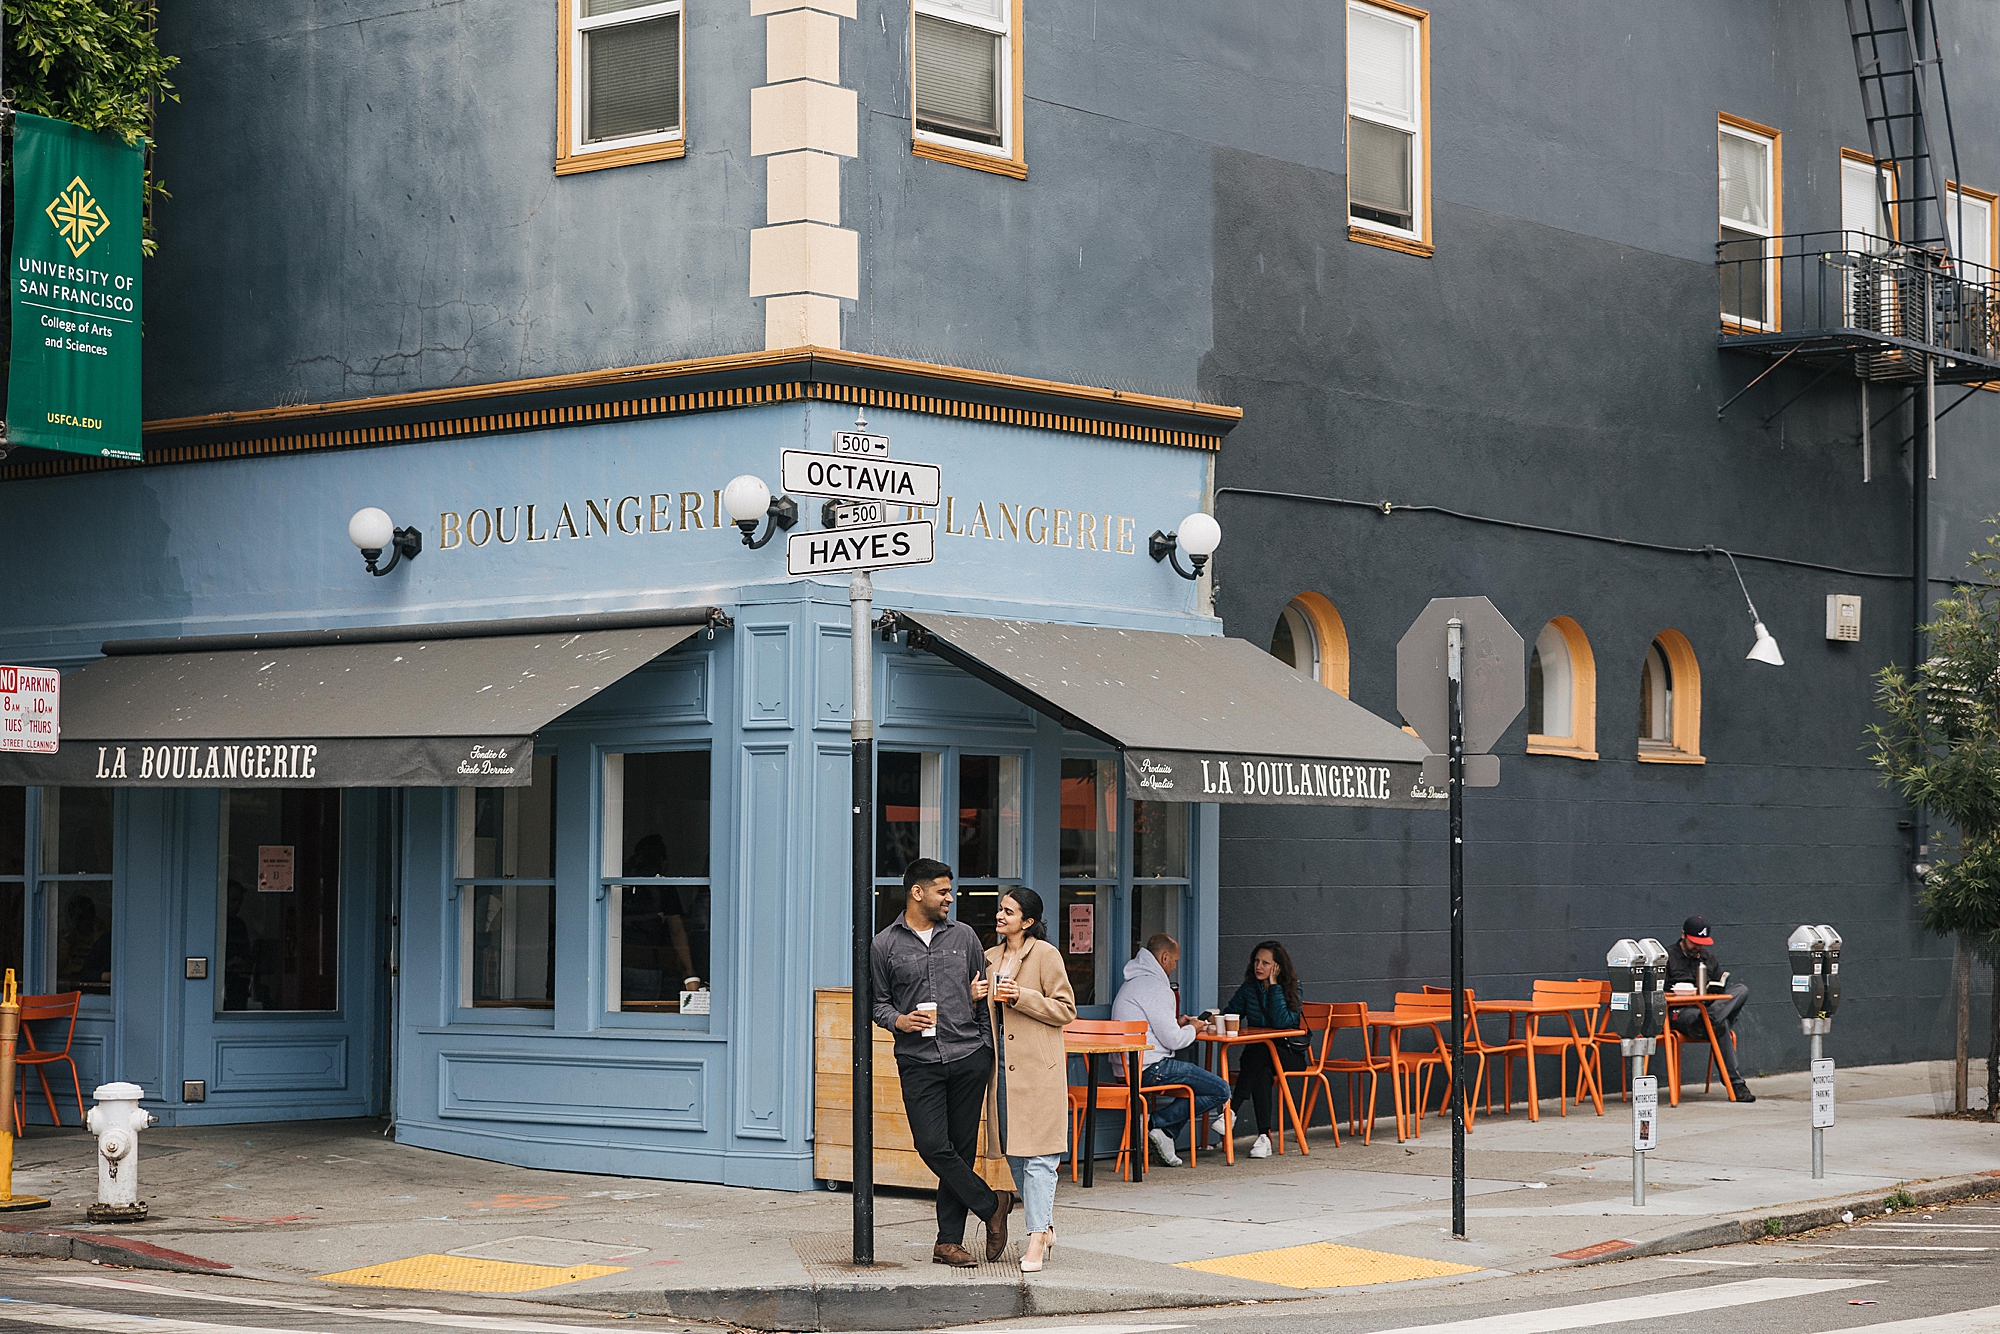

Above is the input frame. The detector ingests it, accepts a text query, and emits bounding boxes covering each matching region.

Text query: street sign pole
[1447,617,1467,1241]
[851,568,875,1266]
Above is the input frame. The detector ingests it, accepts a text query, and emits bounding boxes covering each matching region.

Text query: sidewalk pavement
[0,1061,1994,1331]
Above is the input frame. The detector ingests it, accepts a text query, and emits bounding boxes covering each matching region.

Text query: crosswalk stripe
[41,1276,637,1332]
[1356,1278,1878,1334]
[1813,1245,1990,1251]
[1810,1302,2000,1333]
[0,1297,305,1334]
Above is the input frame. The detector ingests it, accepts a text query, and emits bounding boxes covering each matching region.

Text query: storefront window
[1130,801,1191,993]
[951,754,1023,946]
[218,789,341,1011]
[1059,757,1118,1006]
[603,750,711,1013]
[457,756,558,1009]
[0,788,23,988]
[42,788,113,997]
[875,750,941,932]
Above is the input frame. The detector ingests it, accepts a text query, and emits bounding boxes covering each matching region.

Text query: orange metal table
[1063,1032,1150,1186]
[1471,998,1606,1120]
[1664,992,1739,1106]
[1194,1027,1311,1159]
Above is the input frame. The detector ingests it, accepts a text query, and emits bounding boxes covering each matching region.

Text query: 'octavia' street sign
[0,665,60,753]
[787,521,936,576]
[781,449,942,508]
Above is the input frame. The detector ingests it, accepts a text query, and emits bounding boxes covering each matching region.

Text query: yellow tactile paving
[317,1253,627,1293]
[1176,1241,1482,1289]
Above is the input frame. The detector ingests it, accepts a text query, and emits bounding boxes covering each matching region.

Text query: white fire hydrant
[84,1083,156,1223]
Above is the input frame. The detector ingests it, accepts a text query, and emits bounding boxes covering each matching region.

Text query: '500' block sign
[781,449,941,507]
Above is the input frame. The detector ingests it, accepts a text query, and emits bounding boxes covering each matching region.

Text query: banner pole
[851,570,875,1266]
[1447,618,1466,1240]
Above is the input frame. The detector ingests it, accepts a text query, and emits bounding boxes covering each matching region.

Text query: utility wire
[1213,486,1992,588]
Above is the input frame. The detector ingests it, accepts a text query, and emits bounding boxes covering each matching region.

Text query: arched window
[1526,616,1597,759]
[1637,629,1703,763]
[1267,592,1351,697]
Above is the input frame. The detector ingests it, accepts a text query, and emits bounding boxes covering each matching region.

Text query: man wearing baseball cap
[1664,916,1755,1102]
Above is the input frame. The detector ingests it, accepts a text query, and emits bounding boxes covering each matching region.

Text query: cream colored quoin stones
[750,0,858,349]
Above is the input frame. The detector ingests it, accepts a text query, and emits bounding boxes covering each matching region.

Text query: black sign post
[1396,597,1523,1242]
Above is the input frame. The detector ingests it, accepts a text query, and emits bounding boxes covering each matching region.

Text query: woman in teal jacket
[1220,940,1306,1159]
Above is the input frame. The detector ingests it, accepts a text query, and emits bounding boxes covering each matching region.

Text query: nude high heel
[1020,1230,1052,1273]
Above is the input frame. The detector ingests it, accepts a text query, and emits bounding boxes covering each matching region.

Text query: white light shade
[348,507,395,551]
[1746,621,1784,666]
[722,475,772,525]
[1177,511,1222,558]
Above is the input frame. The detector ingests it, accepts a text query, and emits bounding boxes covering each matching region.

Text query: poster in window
[257,845,295,893]
[1068,903,1093,955]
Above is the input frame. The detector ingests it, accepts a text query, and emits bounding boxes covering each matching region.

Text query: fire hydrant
[84,1083,156,1223]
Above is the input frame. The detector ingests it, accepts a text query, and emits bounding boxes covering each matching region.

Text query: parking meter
[1817,925,1842,1018]
[1789,924,1842,1179]
[1637,937,1669,1039]
[1789,924,1820,1021]
[1607,939,1642,1039]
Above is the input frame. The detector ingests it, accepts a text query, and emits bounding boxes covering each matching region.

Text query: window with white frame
[1347,1,1427,244]
[949,753,1023,948]
[603,750,711,1014]
[914,0,1011,155]
[875,750,942,933]
[456,756,558,1009]
[1841,153,1894,254]
[562,0,684,169]
[1946,184,1996,276]
[1719,118,1779,328]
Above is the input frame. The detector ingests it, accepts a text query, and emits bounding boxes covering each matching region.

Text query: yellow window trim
[1346,0,1432,256]
[1636,628,1703,765]
[1718,112,1781,335]
[1526,615,1597,760]
[910,0,1025,179]
[1287,592,1352,698]
[557,0,690,175]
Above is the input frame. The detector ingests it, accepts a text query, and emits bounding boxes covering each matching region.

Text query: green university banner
[6,112,143,461]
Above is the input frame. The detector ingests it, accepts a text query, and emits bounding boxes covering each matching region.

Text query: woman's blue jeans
[1007,1153,1059,1235]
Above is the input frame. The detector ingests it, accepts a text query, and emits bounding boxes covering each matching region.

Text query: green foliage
[1867,523,2000,968]
[1762,1217,1783,1236]
[3,0,177,252]
[1886,1190,1916,1210]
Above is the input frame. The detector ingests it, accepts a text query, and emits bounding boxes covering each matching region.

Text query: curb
[1562,1169,2000,1268]
[0,1223,231,1274]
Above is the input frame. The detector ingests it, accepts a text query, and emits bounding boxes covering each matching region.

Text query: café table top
[1193,1026,1307,1045]
[1473,998,1600,1016]
[1062,1034,1151,1054]
[1363,1009,1453,1027]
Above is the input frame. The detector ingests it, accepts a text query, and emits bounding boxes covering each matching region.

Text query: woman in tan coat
[971,887,1075,1271]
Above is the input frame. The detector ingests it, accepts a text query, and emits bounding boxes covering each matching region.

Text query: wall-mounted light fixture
[1713,548,1783,666]
[1149,512,1222,581]
[722,474,799,549]
[348,507,423,576]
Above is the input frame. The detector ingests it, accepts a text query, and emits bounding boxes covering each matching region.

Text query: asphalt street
[0,1197,1996,1334]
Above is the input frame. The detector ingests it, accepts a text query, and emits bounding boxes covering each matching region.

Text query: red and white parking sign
[0,666,60,753]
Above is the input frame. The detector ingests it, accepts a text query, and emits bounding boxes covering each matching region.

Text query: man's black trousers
[897,1052,999,1246]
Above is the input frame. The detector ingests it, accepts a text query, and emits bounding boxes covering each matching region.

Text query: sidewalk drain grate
[1176,1242,1480,1289]
[318,1254,629,1293]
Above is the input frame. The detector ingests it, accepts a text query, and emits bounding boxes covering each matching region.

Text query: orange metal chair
[1314,1001,1392,1144]
[16,992,85,1128]
[1520,980,1605,1116]
[1421,989,1529,1124]
[1390,993,1451,1132]
[1276,1003,1342,1149]
[1577,978,1633,1101]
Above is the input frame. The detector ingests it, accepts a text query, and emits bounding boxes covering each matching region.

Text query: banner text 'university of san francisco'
[6,112,144,461]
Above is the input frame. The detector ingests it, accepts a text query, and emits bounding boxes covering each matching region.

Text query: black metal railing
[1717,230,2000,377]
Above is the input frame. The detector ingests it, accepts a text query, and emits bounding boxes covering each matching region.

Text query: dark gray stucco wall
[1199,2,2000,1073]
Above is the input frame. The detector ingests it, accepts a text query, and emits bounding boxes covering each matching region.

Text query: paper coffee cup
[1223,1013,1240,1035]
[918,1002,939,1037]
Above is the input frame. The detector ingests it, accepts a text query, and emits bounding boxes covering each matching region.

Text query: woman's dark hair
[1244,939,1301,1015]
[1001,887,1048,942]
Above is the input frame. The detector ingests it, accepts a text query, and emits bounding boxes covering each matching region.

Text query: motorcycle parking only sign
[0,666,60,753]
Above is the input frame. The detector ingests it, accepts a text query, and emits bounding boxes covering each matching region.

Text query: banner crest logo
[45,175,112,258]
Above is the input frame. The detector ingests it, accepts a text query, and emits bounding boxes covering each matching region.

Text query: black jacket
[1663,938,1722,991]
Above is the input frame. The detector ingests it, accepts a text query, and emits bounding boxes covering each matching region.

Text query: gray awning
[894,612,1443,809]
[0,610,719,787]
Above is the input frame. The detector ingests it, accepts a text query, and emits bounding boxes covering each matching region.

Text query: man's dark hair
[903,857,954,892]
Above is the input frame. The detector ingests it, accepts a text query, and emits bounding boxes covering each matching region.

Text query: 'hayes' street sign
[0,665,60,753]
[781,449,942,508]
[787,521,937,576]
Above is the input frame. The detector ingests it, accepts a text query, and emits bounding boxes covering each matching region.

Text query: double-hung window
[1840,151,1894,254]
[602,750,711,1014]
[456,757,558,1010]
[1347,1,1430,252]
[43,788,113,997]
[912,0,1023,175]
[560,0,686,173]
[1946,183,1997,277]
[1719,116,1781,329]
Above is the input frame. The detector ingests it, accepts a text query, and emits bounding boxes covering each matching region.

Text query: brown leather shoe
[985,1190,1015,1261]
[932,1242,978,1267]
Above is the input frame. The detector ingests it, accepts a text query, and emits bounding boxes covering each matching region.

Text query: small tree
[1869,523,2000,1120]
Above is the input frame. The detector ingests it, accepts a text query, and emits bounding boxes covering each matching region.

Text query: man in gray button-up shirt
[870,858,1010,1265]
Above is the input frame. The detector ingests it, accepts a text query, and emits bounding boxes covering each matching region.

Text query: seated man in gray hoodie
[1109,933,1232,1166]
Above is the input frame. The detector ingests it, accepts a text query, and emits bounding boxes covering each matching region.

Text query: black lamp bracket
[737,495,799,549]
[1148,528,1207,581]
[363,527,424,576]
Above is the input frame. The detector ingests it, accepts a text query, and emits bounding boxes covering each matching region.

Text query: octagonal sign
[1395,596,1525,759]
